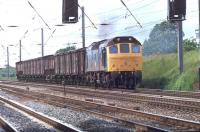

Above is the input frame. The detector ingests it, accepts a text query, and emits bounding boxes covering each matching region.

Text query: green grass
[142,50,200,91]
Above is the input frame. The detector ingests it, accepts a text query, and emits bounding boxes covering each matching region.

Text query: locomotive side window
[102,48,107,67]
[132,44,140,53]
[109,45,118,53]
[120,44,129,53]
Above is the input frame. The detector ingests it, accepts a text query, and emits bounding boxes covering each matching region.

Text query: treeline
[143,21,199,56]
[55,45,76,54]
[0,66,16,78]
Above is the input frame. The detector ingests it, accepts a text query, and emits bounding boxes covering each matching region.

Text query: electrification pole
[177,21,184,74]
[7,46,9,79]
[199,0,200,90]
[199,0,200,46]
[82,6,85,48]
[19,40,22,62]
[41,28,44,57]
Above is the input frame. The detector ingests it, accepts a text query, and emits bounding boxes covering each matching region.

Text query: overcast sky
[0,0,198,67]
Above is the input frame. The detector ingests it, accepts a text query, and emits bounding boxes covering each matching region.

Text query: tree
[183,38,198,51]
[143,21,179,55]
[55,45,76,54]
[0,66,16,77]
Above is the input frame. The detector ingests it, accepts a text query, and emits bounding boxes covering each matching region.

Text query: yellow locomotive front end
[106,37,142,72]
[104,36,142,89]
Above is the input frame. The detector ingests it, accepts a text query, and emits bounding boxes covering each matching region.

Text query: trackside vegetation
[142,49,200,91]
[0,66,16,80]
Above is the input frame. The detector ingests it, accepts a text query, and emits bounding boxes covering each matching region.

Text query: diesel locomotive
[16,36,142,89]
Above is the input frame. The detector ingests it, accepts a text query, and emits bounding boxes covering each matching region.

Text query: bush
[184,38,198,51]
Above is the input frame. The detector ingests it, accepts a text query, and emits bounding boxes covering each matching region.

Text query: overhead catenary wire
[29,0,172,42]
[20,30,29,40]
[105,9,165,24]
[88,0,158,17]
[84,9,197,38]
[45,29,56,45]
[78,4,97,29]
[25,8,198,49]
[20,1,200,47]
[27,1,51,30]
[0,25,4,31]
[0,0,197,67]
[85,18,165,38]
[120,0,142,28]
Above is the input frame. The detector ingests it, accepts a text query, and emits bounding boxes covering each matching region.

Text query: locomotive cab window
[120,44,129,53]
[132,44,140,53]
[109,45,118,53]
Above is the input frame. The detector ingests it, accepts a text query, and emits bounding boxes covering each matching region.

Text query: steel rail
[0,116,18,132]
[0,87,169,132]
[0,85,200,131]
[3,80,200,99]
[1,82,200,113]
[0,95,81,132]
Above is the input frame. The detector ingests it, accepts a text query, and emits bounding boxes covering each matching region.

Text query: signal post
[168,0,186,74]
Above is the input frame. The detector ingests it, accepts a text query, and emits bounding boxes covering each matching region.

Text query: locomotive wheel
[115,78,119,88]
[130,78,136,90]
[125,79,130,89]
[106,81,110,89]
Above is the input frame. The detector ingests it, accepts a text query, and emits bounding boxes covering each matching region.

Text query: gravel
[8,83,200,123]
[0,100,56,132]
[0,128,6,132]
[0,90,133,132]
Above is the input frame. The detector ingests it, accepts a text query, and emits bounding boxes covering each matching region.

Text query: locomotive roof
[90,39,108,50]
[107,36,142,46]
[88,36,141,50]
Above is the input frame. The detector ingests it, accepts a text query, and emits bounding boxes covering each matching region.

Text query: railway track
[2,80,200,99]
[136,88,200,99]
[0,95,80,132]
[0,116,17,132]
[0,84,200,132]
[2,81,200,113]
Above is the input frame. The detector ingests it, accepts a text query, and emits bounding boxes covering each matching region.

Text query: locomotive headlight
[117,38,120,41]
[129,37,132,41]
